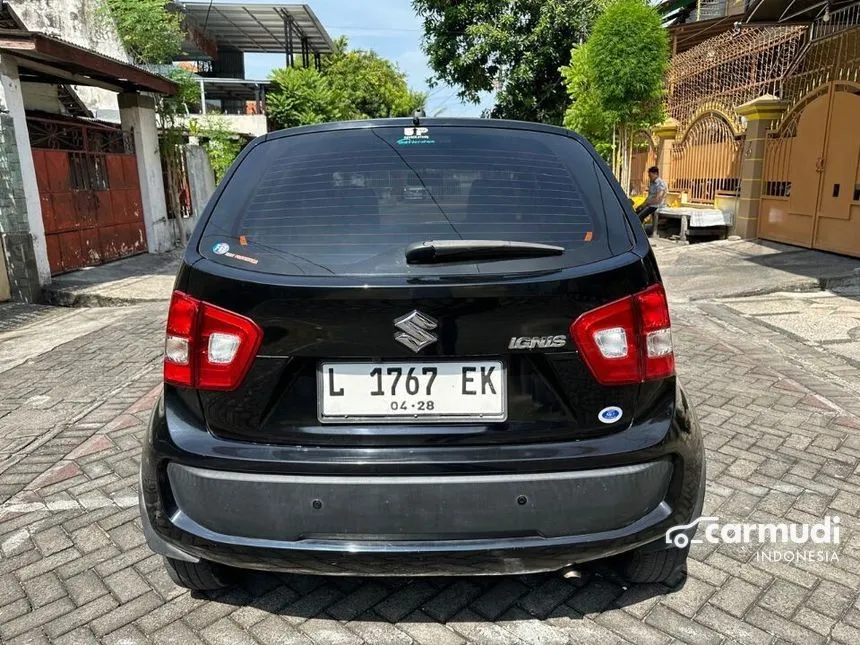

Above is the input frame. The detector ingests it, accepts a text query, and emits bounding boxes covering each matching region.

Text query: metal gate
[670,113,742,203]
[760,26,860,257]
[629,130,657,197]
[28,116,147,274]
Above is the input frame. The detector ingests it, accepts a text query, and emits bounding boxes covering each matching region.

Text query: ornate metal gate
[28,116,147,274]
[669,113,742,203]
[760,27,860,257]
[629,130,657,198]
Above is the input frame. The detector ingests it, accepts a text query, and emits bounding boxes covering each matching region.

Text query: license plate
[318,361,506,423]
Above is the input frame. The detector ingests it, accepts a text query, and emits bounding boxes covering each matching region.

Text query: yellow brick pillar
[734,95,788,239]
[653,118,680,189]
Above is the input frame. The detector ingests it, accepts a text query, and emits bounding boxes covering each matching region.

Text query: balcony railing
[810,2,860,41]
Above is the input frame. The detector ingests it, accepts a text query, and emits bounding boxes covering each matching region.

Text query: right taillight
[164,291,263,391]
[570,283,674,385]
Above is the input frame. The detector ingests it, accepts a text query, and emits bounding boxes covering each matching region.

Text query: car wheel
[163,557,231,591]
[617,545,689,586]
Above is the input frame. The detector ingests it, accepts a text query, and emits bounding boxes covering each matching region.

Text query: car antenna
[412,109,426,126]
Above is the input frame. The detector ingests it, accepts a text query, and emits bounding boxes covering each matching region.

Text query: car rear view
[140,119,706,590]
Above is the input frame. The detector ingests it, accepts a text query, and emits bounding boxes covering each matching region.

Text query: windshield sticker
[239,235,248,246]
[584,231,593,242]
[398,126,436,146]
[212,241,258,265]
[226,251,259,265]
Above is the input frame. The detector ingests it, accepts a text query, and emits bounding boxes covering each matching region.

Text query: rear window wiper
[405,240,565,264]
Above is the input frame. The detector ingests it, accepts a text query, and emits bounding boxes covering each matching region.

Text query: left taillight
[164,291,263,391]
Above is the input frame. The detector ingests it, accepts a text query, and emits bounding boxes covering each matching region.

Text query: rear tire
[618,545,689,586]
[163,557,231,591]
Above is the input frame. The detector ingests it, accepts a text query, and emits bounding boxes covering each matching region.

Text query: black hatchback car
[140,118,706,590]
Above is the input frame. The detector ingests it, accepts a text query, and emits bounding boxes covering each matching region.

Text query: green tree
[160,67,201,124]
[561,43,615,159]
[266,37,426,129]
[324,36,426,119]
[103,0,184,64]
[413,0,605,124]
[562,0,668,177]
[267,66,348,129]
[189,115,242,182]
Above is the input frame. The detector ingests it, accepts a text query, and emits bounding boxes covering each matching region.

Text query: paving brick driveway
[1,290,860,645]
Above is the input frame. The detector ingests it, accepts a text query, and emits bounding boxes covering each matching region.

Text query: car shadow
[190,563,685,622]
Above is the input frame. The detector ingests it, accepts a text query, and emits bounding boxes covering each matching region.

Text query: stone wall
[0,113,40,302]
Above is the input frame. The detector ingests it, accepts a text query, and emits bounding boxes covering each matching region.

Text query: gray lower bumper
[166,460,673,543]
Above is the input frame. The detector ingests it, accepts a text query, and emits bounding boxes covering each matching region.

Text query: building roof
[0,30,178,95]
[660,0,858,34]
[746,0,856,22]
[199,77,272,101]
[173,2,333,56]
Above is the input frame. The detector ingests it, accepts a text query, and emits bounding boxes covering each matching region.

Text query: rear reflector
[570,284,674,385]
[164,291,263,391]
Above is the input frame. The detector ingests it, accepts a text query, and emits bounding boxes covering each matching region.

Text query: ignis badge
[507,335,567,350]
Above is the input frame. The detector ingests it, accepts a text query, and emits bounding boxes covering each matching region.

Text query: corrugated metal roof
[174,2,333,55]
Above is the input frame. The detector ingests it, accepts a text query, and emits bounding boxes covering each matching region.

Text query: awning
[173,2,333,56]
[0,30,178,95]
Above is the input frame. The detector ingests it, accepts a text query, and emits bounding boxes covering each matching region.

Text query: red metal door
[28,117,148,275]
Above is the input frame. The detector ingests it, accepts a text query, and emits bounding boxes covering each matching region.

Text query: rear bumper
[140,385,705,575]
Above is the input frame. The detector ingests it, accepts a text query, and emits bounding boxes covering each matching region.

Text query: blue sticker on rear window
[212,242,230,255]
[397,126,436,145]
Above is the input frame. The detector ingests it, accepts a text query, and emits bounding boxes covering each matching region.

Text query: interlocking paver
[249,615,314,645]
[21,572,66,609]
[643,605,723,645]
[345,614,415,645]
[402,617,465,645]
[3,281,860,643]
[200,617,260,645]
[710,576,761,617]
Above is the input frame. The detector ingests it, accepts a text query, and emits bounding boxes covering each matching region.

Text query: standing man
[636,166,667,225]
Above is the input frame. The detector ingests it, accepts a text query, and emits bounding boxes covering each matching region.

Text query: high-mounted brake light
[164,291,263,391]
[570,284,674,386]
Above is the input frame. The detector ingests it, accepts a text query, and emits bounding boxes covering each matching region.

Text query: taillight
[570,284,674,385]
[164,291,263,391]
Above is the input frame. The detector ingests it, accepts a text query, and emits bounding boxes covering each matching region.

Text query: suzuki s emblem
[393,310,438,352]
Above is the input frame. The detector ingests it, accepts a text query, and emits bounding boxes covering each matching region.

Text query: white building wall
[6,0,131,114]
[21,83,61,113]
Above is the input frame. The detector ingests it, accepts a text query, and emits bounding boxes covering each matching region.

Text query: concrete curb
[686,270,860,301]
[41,288,166,308]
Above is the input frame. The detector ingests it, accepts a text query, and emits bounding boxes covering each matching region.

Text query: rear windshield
[200,125,630,276]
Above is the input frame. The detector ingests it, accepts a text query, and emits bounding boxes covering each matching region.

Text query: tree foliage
[324,36,427,119]
[160,67,201,124]
[189,116,242,182]
[266,37,426,130]
[586,0,668,125]
[413,0,605,124]
[562,0,668,164]
[561,44,615,159]
[103,0,184,64]
[267,66,348,129]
